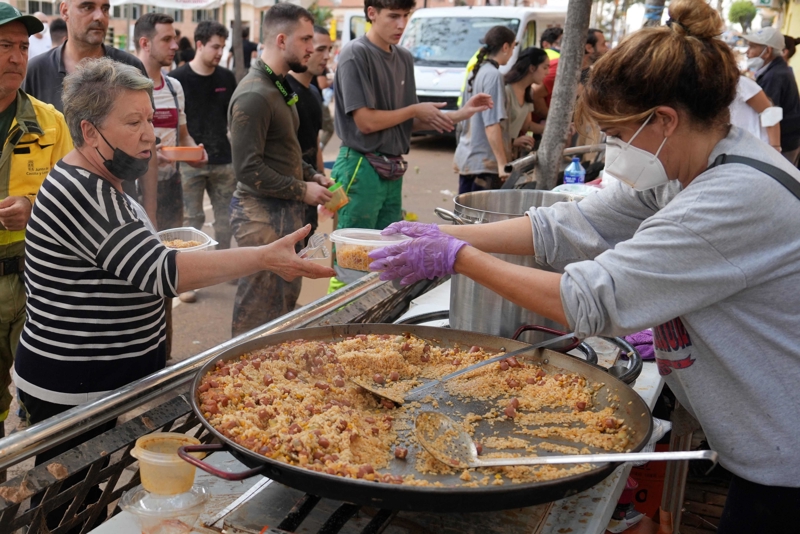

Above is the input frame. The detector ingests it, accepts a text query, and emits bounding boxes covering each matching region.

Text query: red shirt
[543,58,559,108]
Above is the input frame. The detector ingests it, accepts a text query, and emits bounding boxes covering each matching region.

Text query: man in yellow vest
[0,3,72,446]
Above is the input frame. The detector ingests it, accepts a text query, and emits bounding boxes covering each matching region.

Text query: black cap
[0,3,45,36]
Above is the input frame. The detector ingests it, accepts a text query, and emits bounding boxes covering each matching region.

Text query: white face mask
[604,114,669,191]
[746,47,768,72]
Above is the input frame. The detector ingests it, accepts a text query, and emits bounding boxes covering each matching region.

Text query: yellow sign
[329,19,336,41]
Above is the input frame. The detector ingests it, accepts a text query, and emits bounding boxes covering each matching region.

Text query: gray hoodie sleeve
[529,180,747,338]
[529,180,679,272]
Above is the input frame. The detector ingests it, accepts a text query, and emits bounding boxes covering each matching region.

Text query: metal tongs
[298,232,329,260]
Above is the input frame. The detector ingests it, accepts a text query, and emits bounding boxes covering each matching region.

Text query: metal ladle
[414,412,718,470]
[352,332,577,405]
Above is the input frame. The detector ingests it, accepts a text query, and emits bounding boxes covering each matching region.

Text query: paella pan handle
[510,325,594,359]
[178,444,266,481]
[603,336,643,385]
[434,207,469,225]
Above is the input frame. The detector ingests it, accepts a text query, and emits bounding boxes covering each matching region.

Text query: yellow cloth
[457,49,483,108]
[327,277,347,294]
[545,48,561,60]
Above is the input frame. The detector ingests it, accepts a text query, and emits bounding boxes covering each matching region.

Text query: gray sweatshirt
[528,126,800,487]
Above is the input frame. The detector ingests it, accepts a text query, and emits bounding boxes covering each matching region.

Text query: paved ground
[169,132,459,362]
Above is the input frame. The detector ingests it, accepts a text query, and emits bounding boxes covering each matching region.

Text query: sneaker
[179,291,197,303]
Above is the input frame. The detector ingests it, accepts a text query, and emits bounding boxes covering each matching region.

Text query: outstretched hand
[381,221,443,239]
[264,225,336,282]
[369,234,469,286]
[464,93,493,114]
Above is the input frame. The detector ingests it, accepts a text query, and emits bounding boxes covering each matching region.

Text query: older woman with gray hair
[14,58,334,430]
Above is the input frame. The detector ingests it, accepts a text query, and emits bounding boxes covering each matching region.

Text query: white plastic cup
[130,433,202,495]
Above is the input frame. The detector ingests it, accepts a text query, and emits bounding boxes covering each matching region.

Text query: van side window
[522,21,537,49]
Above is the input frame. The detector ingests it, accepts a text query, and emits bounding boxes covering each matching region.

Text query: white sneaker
[179,290,197,303]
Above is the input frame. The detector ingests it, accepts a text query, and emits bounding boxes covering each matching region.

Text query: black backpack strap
[709,154,800,201]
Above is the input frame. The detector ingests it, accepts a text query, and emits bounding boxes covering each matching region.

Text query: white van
[399,6,567,111]
[341,10,369,49]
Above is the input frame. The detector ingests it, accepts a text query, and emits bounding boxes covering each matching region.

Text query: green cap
[0,3,44,36]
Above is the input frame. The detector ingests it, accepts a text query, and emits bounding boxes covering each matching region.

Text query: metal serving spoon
[414,412,718,469]
[352,332,576,405]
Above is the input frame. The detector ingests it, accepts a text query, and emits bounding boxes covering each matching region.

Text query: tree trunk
[232,0,246,82]
[619,0,629,40]
[642,0,666,28]
[531,0,593,190]
[609,0,619,46]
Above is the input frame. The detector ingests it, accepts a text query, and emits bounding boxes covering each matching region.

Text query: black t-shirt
[286,74,323,171]
[310,68,328,92]
[176,48,195,65]
[230,39,259,70]
[170,64,237,164]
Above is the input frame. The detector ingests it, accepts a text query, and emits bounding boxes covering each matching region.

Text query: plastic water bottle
[564,157,586,185]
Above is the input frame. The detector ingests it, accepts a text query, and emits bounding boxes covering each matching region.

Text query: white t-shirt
[153,73,187,181]
[729,76,769,144]
[28,30,51,59]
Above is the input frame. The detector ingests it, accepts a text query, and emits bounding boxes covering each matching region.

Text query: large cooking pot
[436,190,581,345]
[180,324,652,513]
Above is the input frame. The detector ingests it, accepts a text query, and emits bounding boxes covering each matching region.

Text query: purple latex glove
[369,234,469,286]
[624,330,655,360]
[381,221,443,239]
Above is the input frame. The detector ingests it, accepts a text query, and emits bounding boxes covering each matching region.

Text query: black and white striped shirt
[14,161,179,406]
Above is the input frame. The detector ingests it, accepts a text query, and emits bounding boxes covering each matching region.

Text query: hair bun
[667,0,722,40]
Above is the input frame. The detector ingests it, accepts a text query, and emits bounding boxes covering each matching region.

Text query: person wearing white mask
[369,1,800,531]
[743,26,800,164]
[27,11,50,58]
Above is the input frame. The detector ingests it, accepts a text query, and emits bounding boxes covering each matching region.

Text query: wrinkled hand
[415,102,454,133]
[512,136,535,149]
[312,173,334,187]
[368,234,469,286]
[0,196,32,231]
[303,182,333,206]
[381,221,443,239]
[263,225,336,282]
[156,144,173,166]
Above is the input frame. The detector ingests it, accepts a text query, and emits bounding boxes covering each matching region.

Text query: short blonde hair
[62,57,153,148]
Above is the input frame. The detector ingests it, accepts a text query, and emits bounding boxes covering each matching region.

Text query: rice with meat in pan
[197,334,633,486]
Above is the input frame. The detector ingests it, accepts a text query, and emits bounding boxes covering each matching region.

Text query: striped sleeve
[37,163,179,298]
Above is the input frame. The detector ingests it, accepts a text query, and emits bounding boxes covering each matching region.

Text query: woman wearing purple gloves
[369,1,800,531]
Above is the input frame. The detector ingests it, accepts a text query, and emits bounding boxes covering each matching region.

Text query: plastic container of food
[120,483,209,534]
[157,227,217,251]
[324,183,349,212]
[159,146,205,161]
[329,229,411,271]
[130,433,203,495]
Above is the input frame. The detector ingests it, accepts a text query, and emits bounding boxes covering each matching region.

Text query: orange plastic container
[160,146,204,161]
